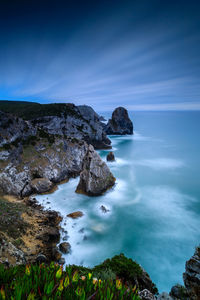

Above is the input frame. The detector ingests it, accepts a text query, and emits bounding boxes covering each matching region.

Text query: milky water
[36,111,200,293]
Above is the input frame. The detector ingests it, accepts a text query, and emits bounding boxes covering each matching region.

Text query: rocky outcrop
[76,145,116,196]
[106,151,115,161]
[29,104,111,149]
[105,107,133,135]
[157,292,173,299]
[0,196,62,266]
[183,246,200,299]
[0,135,88,197]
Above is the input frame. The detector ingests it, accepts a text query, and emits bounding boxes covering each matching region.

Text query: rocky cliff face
[0,111,36,148]
[0,109,115,197]
[183,246,200,299]
[0,135,88,197]
[76,145,116,196]
[30,104,111,149]
[105,107,133,135]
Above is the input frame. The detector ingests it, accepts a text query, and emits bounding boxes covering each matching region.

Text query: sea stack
[106,151,115,162]
[105,107,133,135]
[76,145,116,196]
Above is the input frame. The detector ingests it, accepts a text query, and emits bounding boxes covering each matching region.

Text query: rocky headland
[0,101,199,299]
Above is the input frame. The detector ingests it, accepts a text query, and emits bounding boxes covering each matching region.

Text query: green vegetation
[0,101,81,120]
[0,263,140,300]
[0,197,28,240]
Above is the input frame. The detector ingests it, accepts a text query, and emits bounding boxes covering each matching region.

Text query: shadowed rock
[105,107,133,135]
[76,145,115,196]
[106,151,115,162]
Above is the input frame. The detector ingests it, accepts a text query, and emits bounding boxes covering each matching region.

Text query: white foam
[135,158,184,170]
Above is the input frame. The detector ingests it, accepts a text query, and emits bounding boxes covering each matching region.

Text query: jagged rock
[105,107,133,135]
[0,136,89,196]
[157,292,173,300]
[100,205,110,213]
[67,211,84,219]
[76,145,116,196]
[59,242,71,254]
[31,178,53,194]
[138,289,156,300]
[106,151,115,161]
[183,246,200,300]
[170,284,189,299]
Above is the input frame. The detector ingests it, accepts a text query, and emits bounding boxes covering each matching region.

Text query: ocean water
[36,111,200,293]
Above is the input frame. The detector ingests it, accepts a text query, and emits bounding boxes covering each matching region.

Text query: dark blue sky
[0,0,200,111]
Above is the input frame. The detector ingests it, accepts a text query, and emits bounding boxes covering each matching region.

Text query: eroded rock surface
[76,145,115,196]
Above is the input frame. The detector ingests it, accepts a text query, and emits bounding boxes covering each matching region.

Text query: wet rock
[79,228,85,233]
[67,211,84,219]
[100,205,110,213]
[76,145,116,196]
[138,289,156,300]
[183,246,200,300]
[106,151,115,162]
[105,107,133,135]
[59,242,71,254]
[170,284,189,299]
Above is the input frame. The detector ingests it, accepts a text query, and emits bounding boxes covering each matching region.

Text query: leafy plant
[0,263,140,299]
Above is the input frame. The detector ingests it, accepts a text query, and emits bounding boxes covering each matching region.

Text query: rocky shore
[0,101,199,299]
[0,195,62,266]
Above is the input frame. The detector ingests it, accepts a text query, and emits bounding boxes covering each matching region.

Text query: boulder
[183,246,200,300]
[67,211,84,219]
[105,107,133,135]
[76,145,116,196]
[106,151,115,162]
[59,242,71,254]
[30,178,53,194]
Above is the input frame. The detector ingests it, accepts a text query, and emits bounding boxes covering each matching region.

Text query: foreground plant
[0,263,140,299]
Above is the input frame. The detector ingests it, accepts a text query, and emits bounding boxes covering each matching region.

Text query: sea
[36,111,200,293]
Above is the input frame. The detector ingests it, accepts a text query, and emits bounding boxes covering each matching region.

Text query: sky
[0,0,200,111]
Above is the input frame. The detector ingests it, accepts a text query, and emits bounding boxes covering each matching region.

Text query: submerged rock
[106,151,115,162]
[105,107,133,135]
[67,211,84,219]
[76,145,116,196]
[183,246,200,300]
